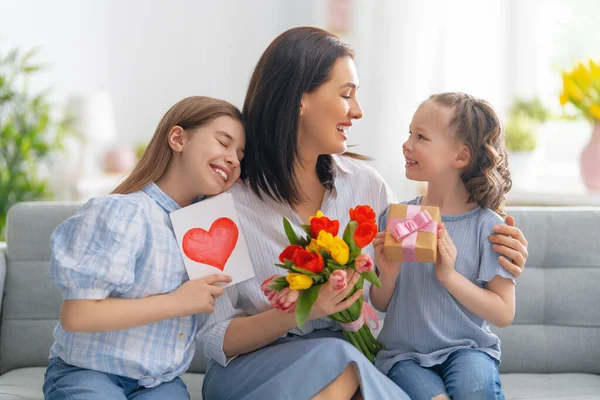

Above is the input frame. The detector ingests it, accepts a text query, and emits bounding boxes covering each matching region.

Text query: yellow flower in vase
[573,63,592,89]
[589,59,600,80]
[589,105,600,120]
[563,73,584,102]
[560,59,600,122]
[560,59,600,191]
[559,91,569,106]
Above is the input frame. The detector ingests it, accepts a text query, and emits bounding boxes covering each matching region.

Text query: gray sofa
[0,202,598,399]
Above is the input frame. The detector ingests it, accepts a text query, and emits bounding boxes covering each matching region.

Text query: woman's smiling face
[297,56,364,156]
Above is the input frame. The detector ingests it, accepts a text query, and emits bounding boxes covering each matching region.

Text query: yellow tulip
[560,60,600,120]
[306,238,326,253]
[589,59,600,80]
[286,273,313,290]
[331,246,349,265]
[589,105,600,120]
[315,231,349,265]
[563,73,584,102]
[559,91,569,106]
[309,210,324,221]
[572,63,592,89]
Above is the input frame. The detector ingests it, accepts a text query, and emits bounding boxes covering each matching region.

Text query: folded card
[170,192,254,286]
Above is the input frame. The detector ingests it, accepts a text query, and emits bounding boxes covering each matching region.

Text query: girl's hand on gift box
[372,232,402,279]
[490,216,528,277]
[435,222,458,284]
[307,269,362,321]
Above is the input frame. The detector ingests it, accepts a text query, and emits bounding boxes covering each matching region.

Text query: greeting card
[170,192,254,286]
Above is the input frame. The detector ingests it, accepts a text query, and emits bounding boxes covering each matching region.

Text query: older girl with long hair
[43,96,244,399]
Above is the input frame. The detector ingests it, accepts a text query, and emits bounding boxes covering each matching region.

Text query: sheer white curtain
[345,0,600,198]
[348,0,447,199]
[510,0,600,182]
[347,0,511,200]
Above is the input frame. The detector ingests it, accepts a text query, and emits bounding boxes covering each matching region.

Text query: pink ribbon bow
[339,302,381,332]
[387,205,438,262]
[392,209,433,240]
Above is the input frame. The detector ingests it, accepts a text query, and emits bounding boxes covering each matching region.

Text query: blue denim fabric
[43,357,190,400]
[387,349,505,400]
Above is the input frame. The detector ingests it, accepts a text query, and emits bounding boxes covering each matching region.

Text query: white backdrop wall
[348,0,511,198]
[4,0,588,201]
[0,0,316,145]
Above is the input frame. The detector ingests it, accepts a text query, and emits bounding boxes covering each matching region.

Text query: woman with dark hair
[199,27,528,399]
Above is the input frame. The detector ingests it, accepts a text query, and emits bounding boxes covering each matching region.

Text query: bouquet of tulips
[261,205,383,363]
[560,59,600,122]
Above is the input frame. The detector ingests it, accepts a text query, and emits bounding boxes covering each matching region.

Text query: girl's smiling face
[182,116,245,196]
[403,101,465,183]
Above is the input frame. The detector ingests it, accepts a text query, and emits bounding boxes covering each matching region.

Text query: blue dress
[376,197,516,375]
[203,330,410,399]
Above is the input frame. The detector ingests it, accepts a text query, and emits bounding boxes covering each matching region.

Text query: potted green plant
[504,96,550,188]
[0,47,76,240]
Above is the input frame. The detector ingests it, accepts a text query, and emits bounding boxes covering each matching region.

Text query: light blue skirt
[202,330,409,399]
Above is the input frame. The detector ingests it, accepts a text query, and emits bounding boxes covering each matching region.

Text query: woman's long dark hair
[241,26,365,206]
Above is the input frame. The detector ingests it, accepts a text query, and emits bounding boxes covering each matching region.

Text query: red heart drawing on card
[182,218,239,271]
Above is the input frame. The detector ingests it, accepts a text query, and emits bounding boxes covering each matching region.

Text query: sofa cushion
[0,368,597,400]
[0,367,44,400]
[491,207,600,375]
[1,203,81,374]
[502,373,600,400]
[0,367,206,400]
[181,373,205,399]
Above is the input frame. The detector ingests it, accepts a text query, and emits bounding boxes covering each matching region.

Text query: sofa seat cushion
[0,367,206,400]
[502,373,600,399]
[0,367,44,399]
[0,369,598,399]
[181,372,205,398]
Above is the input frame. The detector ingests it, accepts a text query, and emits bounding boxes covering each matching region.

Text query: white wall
[1,0,425,199]
[6,1,589,201]
[347,0,512,199]
[0,0,316,145]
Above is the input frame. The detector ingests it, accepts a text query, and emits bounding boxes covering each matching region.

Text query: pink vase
[580,123,600,191]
